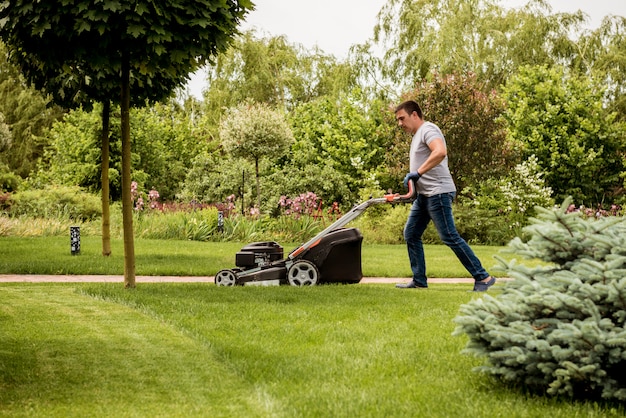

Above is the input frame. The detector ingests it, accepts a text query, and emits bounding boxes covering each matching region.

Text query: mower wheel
[287,260,319,286]
[215,269,238,286]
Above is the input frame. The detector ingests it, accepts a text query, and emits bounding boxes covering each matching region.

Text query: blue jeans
[404,192,489,287]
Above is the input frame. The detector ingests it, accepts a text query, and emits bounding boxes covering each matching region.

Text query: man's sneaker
[396,281,428,289]
[473,277,496,292]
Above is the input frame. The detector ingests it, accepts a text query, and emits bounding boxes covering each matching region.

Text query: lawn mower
[214,180,417,286]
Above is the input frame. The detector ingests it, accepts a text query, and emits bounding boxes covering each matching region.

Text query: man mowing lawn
[394,100,496,292]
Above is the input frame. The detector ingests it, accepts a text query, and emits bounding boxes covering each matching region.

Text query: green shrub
[453,204,525,246]
[179,154,255,209]
[456,155,555,245]
[501,65,626,204]
[0,161,21,193]
[8,186,102,220]
[263,164,356,214]
[0,171,21,192]
[353,204,411,244]
[0,214,103,237]
[454,199,626,401]
[0,192,11,212]
[462,156,554,217]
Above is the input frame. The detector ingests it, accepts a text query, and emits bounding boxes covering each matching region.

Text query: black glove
[403,172,421,188]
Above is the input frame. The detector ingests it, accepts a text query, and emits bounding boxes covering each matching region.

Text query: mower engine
[235,241,284,269]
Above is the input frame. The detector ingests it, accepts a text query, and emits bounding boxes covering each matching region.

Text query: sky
[185,0,626,98]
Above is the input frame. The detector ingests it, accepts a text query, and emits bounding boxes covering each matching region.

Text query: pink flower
[134,196,144,211]
[131,181,139,200]
[148,189,160,201]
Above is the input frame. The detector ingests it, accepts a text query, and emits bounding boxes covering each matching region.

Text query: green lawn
[0,236,513,278]
[1,283,622,417]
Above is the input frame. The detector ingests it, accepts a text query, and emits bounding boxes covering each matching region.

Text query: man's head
[394,100,423,135]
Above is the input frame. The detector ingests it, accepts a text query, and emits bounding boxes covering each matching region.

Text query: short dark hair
[395,100,423,119]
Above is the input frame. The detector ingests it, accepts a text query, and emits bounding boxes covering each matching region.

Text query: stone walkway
[0,274,509,284]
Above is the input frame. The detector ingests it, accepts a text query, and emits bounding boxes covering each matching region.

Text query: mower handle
[384,178,417,203]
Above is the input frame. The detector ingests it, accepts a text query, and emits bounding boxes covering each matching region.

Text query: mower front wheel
[287,260,319,286]
[215,269,238,286]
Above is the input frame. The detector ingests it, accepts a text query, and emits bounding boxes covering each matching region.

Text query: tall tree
[100,101,111,256]
[373,0,586,88]
[202,31,358,133]
[0,0,252,287]
[386,72,516,194]
[0,42,62,178]
[575,16,626,120]
[220,101,294,212]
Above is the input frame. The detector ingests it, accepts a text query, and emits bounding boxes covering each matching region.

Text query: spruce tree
[454,198,626,400]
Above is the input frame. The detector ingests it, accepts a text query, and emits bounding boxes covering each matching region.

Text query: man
[394,100,495,291]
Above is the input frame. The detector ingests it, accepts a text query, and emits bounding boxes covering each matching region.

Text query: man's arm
[417,138,447,175]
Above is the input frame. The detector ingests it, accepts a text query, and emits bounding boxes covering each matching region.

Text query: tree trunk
[255,157,261,213]
[120,56,136,288]
[101,100,112,257]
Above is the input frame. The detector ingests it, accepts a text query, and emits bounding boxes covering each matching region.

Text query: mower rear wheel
[215,269,238,286]
[287,260,319,286]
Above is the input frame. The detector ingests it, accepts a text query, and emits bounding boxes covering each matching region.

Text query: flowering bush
[450,157,555,244]
[131,181,161,212]
[147,189,160,209]
[225,194,235,212]
[565,203,623,218]
[463,155,553,217]
[279,192,320,218]
[499,156,553,214]
[159,201,212,213]
[212,194,236,217]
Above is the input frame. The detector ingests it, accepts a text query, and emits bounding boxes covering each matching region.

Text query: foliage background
[1,0,626,246]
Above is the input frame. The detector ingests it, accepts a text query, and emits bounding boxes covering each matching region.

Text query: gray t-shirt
[409,122,456,197]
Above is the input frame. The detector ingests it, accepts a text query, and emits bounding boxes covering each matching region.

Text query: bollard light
[70,226,81,255]
[218,211,224,233]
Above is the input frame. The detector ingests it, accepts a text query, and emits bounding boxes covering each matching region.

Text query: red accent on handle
[383,179,416,202]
